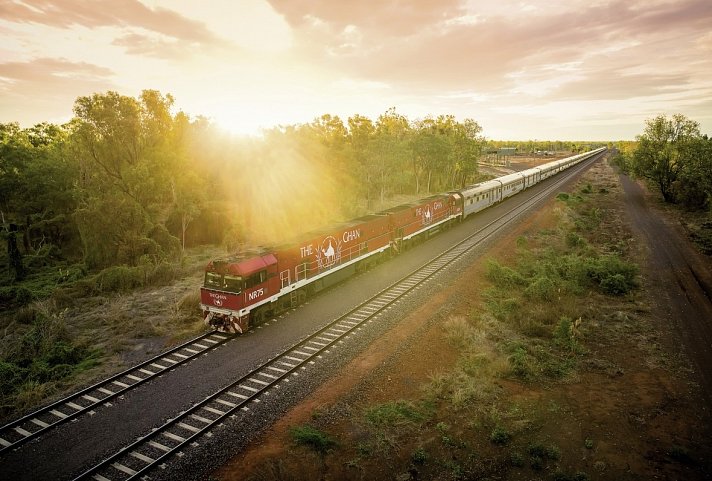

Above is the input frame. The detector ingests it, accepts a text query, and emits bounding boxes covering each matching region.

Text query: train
[201,147,606,333]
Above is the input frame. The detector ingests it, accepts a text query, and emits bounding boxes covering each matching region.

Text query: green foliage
[584,254,638,295]
[630,114,707,205]
[668,444,694,463]
[485,259,527,288]
[523,275,558,301]
[411,447,428,465]
[690,220,712,255]
[364,400,427,428]
[510,450,525,467]
[289,425,336,454]
[508,345,534,379]
[553,317,584,354]
[490,426,511,445]
[0,310,102,411]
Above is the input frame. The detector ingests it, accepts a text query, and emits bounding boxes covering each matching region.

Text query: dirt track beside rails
[214,159,712,481]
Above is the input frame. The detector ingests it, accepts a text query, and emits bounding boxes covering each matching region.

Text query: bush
[411,447,427,465]
[490,426,511,445]
[0,361,26,396]
[585,255,638,295]
[95,265,144,293]
[524,275,558,301]
[365,401,426,427]
[553,317,584,353]
[290,425,336,453]
[508,346,534,379]
[485,259,526,288]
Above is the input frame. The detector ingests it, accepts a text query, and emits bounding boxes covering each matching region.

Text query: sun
[212,112,266,137]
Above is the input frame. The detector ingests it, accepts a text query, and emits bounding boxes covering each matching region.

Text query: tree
[632,114,701,203]
[71,90,181,266]
[347,114,376,207]
[373,108,410,204]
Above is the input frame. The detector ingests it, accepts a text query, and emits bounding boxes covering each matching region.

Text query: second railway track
[0,330,232,454]
[71,152,604,481]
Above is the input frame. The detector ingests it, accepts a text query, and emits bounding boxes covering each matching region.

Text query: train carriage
[274,214,391,293]
[498,172,526,200]
[381,193,461,251]
[460,179,502,217]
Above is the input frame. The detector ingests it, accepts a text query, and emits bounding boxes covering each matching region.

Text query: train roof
[460,179,502,196]
[378,193,450,214]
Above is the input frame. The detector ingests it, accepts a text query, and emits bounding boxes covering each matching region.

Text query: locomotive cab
[200,253,279,333]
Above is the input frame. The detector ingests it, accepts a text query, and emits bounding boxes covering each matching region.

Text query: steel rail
[0,330,232,453]
[72,150,604,481]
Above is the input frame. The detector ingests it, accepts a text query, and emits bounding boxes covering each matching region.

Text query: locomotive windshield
[204,272,243,293]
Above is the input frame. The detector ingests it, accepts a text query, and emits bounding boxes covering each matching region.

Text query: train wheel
[252,308,265,326]
[297,290,307,304]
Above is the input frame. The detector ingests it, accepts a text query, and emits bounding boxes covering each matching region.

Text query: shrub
[585,255,638,295]
[486,259,526,288]
[566,231,586,248]
[14,286,34,305]
[510,451,525,467]
[290,425,336,453]
[0,361,26,396]
[524,275,557,301]
[508,346,534,379]
[411,447,427,465]
[490,426,511,445]
[365,401,426,427]
[95,265,144,293]
[553,317,584,354]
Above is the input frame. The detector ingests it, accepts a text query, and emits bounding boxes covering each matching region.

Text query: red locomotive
[201,195,462,333]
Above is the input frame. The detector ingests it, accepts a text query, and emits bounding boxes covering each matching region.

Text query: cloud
[0,0,222,45]
[112,32,192,60]
[266,0,712,96]
[0,57,115,124]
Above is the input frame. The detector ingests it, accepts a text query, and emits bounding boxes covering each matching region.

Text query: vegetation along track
[72,152,604,481]
[0,330,231,453]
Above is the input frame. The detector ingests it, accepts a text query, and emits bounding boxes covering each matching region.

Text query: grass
[290,425,337,454]
[0,308,102,415]
[364,400,428,428]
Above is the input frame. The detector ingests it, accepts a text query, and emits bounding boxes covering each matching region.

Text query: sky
[1,0,711,140]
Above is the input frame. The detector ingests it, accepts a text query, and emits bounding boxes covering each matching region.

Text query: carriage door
[280,269,290,289]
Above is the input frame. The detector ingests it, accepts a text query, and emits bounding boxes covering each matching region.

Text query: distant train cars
[201,147,606,333]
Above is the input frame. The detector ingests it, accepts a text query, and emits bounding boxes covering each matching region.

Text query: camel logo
[316,235,341,270]
[423,205,433,225]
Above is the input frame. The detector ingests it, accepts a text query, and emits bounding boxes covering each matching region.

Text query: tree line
[616,114,712,210]
[1,91,491,282]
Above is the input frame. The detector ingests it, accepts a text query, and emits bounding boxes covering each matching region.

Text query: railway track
[72,152,604,481]
[0,330,232,454]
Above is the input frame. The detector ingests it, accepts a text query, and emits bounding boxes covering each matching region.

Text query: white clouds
[0,0,711,139]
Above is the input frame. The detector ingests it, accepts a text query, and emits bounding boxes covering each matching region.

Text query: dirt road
[619,173,712,404]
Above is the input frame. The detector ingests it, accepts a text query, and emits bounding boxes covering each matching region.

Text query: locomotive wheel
[252,308,265,326]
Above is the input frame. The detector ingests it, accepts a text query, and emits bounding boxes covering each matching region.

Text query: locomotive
[201,147,606,333]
